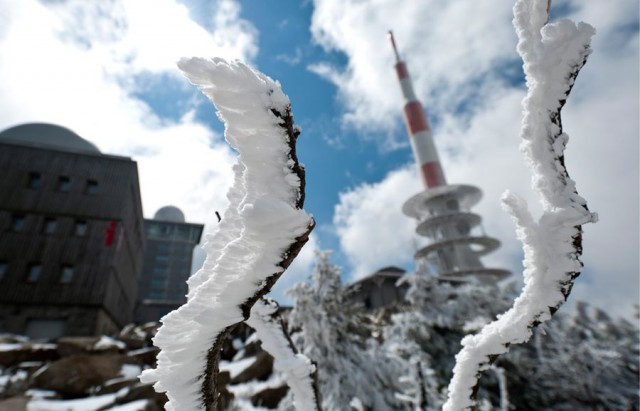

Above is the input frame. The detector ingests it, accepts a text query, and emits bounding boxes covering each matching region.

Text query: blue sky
[1,0,638,316]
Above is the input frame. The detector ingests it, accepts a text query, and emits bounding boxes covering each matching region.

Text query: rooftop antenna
[388,30,401,63]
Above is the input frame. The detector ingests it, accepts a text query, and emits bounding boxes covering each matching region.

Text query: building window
[26,263,42,283]
[11,215,25,232]
[43,218,57,234]
[85,179,98,194]
[155,242,170,252]
[27,172,42,189]
[24,318,67,339]
[74,220,87,236]
[59,265,74,283]
[57,176,71,192]
[0,261,7,281]
[151,279,166,288]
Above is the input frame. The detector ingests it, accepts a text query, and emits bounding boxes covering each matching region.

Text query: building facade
[348,266,408,310]
[0,123,145,338]
[135,206,203,323]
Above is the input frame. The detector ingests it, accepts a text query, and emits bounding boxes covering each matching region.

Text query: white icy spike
[140,58,312,411]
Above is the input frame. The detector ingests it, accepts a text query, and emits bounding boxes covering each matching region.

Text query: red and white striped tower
[391,31,510,284]
[389,31,446,189]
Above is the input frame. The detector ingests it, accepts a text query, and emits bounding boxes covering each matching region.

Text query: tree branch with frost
[443,0,597,409]
[139,58,315,411]
[246,298,321,410]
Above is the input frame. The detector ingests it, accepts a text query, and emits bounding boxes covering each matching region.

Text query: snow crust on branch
[139,58,313,411]
[246,299,319,411]
[443,1,596,409]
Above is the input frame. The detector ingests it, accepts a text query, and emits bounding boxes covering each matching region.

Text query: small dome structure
[0,123,100,154]
[154,206,185,223]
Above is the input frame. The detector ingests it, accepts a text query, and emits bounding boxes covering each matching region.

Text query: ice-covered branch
[443,1,597,409]
[246,298,321,411]
[139,58,314,411]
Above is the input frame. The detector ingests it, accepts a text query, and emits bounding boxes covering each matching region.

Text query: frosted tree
[287,251,399,410]
[500,303,639,410]
[444,0,598,409]
[384,262,515,409]
[140,59,318,411]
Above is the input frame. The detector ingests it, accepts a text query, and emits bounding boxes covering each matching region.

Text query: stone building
[0,123,145,338]
[135,206,203,323]
[348,266,408,310]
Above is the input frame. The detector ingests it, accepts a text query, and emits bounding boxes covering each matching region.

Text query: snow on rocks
[443,1,597,410]
[139,58,313,411]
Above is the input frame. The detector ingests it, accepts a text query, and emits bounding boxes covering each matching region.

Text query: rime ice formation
[140,58,313,411]
[443,0,597,410]
[246,299,318,411]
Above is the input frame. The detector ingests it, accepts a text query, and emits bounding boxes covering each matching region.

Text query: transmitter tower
[389,32,509,283]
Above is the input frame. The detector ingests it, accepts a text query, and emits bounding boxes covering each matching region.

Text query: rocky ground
[0,323,286,410]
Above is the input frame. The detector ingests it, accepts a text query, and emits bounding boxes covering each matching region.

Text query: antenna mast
[390,31,509,284]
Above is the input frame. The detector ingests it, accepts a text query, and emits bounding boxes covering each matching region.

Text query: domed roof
[0,123,101,154]
[154,206,185,223]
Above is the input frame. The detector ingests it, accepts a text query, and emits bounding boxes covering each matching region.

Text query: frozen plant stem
[140,58,315,411]
[246,298,322,411]
[443,0,597,410]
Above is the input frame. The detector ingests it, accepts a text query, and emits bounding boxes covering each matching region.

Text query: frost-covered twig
[491,366,509,411]
[246,298,321,411]
[443,1,597,409]
[140,58,314,411]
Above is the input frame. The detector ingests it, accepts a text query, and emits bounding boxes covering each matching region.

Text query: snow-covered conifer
[287,251,398,410]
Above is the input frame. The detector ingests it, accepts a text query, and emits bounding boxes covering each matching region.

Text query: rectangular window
[26,263,42,283]
[155,254,170,262]
[0,261,7,281]
[43,218,57,234]
[11,215,25,232]
[57,176,71,192]
[59,265,74,283]
[27,172,42,189]
[74,220,87,236]
[155,242,170,252]
[151,279,166,288]
[85,179,98,194]
[25,318,66,339]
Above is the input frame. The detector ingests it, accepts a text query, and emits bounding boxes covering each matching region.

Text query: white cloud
[319,0,639,316]
[334,167,421,280]
[309,0,518,136]
[41,0,257,76]
[0,0,259,229]
[267,233,320,306]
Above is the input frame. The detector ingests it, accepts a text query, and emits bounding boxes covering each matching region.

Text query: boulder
[0,395,28,411]
[0,343,58,368]
[119,324,158,350]
[251,385,289,408]
[30,354,131,396]
[56,336,124,357]
[108,383,167,411]
[231,351,274,384]
[96,377,140,395]
[127,346,159,367]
